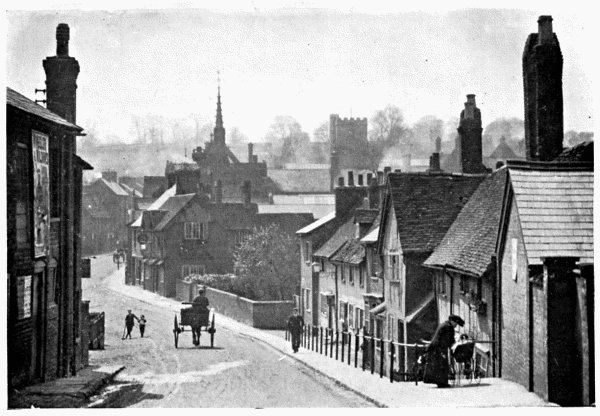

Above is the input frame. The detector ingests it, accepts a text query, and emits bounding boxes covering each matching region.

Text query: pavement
[101,268,553,408]
[9,265,552,408]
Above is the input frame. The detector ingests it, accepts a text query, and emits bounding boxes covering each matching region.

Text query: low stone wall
[175,280,293,329]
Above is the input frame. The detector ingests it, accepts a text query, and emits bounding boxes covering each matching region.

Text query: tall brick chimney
[43,23,80,124]
[457,94,486,173]
[214,180,222,204]
[523,15,564,161]
[242,180,251,208]
[248,143,254,163]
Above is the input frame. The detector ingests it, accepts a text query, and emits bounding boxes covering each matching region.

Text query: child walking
[139,315,147,338]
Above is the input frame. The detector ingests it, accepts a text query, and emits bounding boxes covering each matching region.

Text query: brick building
[81,171,134,255]
[6,24,91,388]
[424,168,508,377]
[376,171,484,375]
[128,181,313,298]
[496,161,593,406]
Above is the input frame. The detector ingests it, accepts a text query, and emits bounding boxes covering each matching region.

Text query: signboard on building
[81,258,91,278]
[32,130,50,258]
[17,275,32,319]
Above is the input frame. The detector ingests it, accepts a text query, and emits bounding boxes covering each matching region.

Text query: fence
[286,324,495,383]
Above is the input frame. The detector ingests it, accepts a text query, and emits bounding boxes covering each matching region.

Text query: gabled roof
[130,185,177,227]
[506,162,593,265]
[488,138,518,159]
[382,173,485,253]
[153,194,196,231]
[424,168,507,276]
[313,217,356,259]
[296,211,336,235]
[7,87,83,131]
[96,178,129,196]
[330,240,365,264]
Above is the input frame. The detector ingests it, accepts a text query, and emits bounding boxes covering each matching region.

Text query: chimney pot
[56,23,70,56]
[538,15,553,44]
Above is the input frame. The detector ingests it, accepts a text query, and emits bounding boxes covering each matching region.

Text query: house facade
[376,171,485,375]
[497,161,593,406]
[6,23,91,388]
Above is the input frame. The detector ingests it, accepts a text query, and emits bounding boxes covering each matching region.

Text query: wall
[532,285,548,399]
[500,196,530,388]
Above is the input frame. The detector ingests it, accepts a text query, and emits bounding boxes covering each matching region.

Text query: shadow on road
[174,346,225,350]
[88,381,164,408]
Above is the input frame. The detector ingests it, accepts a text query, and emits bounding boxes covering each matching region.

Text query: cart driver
[191,287,209,346]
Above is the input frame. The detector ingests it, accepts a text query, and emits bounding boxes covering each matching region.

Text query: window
[459,275,468,294]
[15,146,31,250]
[392,255,399,281]
[359,266,365,287]
[355,307,364,330]
[387,314,395,340]
[349,266,354,285]
[511,238,518,281]
[184,222,207,240]
[348,304,354,328]
[340,265,345,283]
[438,274,447,296]
[339,301,348,325]
[181,264,205,278]
[303,288,311,311]
[303,241,311,263]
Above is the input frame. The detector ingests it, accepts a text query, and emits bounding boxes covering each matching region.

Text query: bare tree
[229,127,248,146]
[369,105,408,147]
[313,120,329,142]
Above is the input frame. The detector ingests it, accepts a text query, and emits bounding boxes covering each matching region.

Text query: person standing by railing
[423,314,465,388]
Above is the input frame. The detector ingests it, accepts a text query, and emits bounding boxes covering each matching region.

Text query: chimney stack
[457,94,486,173]
[338,176,345,187]
[348,171,354,187]
[358,174,364,186]
[376,171,384,185]
[428,153,441,173]
[368,177,380,209]
[248,143,254,163]
[366,172,373,184]
[523,15,563,161]
[43,23,80,124]
[214,180,222,204]
[242,180,252,208]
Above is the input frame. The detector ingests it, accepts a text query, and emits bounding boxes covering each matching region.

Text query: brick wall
[500,196,530,388]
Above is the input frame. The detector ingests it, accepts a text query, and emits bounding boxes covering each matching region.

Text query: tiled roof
[153,194,196,231]
[313,217,356,259]
[296,211,336,235]
[97,178,130,196]
[330,240,365,264]
[424,168,507,276]
[268,169,331,193]
[555,141,593,162]
[7,87,83,131]
[255,213,315,235]
[508,164,593,265]
[387,173,485,253]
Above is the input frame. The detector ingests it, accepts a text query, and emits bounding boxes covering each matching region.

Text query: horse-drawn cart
[173,303,216,348]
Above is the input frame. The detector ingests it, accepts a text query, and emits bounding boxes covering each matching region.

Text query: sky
[4,1,597,144]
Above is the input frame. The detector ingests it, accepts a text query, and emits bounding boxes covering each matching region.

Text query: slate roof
[268,169,331,193]
[507,163,593,265]
[153,194,196,231]
[97,178,130,196]
[255,213,315,236]
[384,173,485,253]
[7,87,83,131]
[424,168,507,276]
[130,185,177,227]
[330,240,365,264]
[296,211,336,235]
[313,217,356,259]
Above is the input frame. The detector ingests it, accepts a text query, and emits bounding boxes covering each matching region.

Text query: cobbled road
[82,254,373,408]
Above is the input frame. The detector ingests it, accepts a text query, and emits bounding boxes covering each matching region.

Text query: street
[82,254,373,407]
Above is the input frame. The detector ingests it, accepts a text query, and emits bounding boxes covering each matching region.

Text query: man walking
[287,308,304,353]
[124,309,140,339]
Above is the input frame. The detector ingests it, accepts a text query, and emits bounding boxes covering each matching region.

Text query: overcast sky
[5,2,596,144]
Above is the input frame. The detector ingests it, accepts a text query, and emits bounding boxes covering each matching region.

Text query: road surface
[82,254,373,407]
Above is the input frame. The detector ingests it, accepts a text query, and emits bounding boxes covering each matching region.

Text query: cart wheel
[173,315,179,348]
[210,315,215,348]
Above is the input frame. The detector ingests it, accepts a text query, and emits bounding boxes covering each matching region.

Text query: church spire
[213,71,225,144]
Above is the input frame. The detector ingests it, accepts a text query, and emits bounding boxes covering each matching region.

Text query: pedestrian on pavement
[423,314,465,388]
[124,309,140,339]
[287,308,304,353]
[139,315,147,338]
